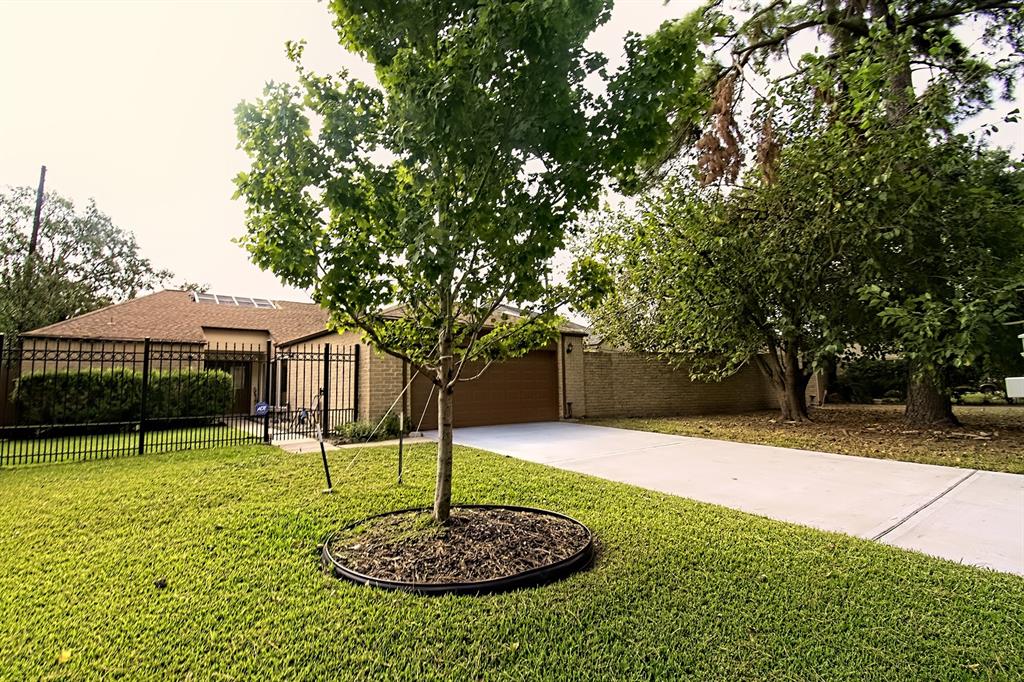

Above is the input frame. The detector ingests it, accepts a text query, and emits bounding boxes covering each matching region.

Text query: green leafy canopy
[235,0,630,380]
[0,187,171,339]
[234,0,708,521]
[234,0,707,382]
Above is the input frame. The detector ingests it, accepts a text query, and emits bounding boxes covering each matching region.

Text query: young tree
[0,187,171,339]
[234,1,634,523]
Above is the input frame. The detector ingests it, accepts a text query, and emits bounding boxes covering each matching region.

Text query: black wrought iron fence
[0,335,358,466]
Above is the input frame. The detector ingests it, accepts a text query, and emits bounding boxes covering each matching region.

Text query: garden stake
[319,439,333,493]
[313,385,332,494]
[397,412,404,485]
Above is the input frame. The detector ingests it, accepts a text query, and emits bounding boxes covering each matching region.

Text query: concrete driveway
[430,421,1024,575]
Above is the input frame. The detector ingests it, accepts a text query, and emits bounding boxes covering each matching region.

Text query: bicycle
[291,387,324,436]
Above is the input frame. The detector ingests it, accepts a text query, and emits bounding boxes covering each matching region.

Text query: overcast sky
[1,0,1020,304]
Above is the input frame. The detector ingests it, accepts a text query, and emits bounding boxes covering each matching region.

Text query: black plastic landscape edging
[321,504,595,596]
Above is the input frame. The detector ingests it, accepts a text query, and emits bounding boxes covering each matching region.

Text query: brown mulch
[327,507,591,584]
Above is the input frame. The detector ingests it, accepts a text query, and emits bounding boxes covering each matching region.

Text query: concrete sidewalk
[428,421,1024,575]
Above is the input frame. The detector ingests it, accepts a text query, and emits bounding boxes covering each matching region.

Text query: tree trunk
[785,383,809,421]
[819,353,838,405]
[775,380,810,422]
[905,363,958,427]
[432,337,454,524]
[757,348,810,422]
[783,345,810,421]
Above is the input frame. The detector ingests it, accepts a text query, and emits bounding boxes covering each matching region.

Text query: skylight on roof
[192,292,275,309]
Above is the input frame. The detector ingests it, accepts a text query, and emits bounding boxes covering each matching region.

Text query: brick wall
[805,372,825,407]
[558,333,587,418]
[283,332,407,424]
[362,348,405,423]
[578,351,778,418]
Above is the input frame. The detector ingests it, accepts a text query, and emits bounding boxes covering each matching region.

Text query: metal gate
[266,343,359,442]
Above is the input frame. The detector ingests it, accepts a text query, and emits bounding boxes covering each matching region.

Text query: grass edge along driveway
[1,443,1021,680]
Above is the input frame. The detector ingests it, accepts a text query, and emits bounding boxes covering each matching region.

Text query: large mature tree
[0,187,170,339]
[857,135,1024,424]
[601,0,1022,425]
[667,0,1023,184]
[234,1,698,522]
[586,113,880,421]
[770,34,1024,425]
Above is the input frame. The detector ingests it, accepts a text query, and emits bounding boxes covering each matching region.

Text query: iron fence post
[138,337,151,455]
[352,344,360,422]
[0,333,6,438]
[264,340,272,444]
[0,334,4,432]
[322,343,331,440]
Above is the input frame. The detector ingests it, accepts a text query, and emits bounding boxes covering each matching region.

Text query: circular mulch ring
[322,504,594,596]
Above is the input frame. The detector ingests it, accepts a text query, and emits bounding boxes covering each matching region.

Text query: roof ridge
[272,298,321,307]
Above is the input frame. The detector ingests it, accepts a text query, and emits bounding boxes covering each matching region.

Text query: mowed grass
[589,404,1024,474]
[1,444,1022,680]
[0,423,258,465]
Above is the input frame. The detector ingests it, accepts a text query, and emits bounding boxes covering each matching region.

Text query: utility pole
[22,165,47,310]
[28,165,46,257]
[23,164,46,288]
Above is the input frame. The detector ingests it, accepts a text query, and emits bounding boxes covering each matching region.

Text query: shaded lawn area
[0,423,259,465]
[589,404,1024,474]
[1,444,1022,680]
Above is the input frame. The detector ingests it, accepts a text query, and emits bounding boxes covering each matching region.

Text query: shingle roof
[279,303,589,347]
[22,290,330,344]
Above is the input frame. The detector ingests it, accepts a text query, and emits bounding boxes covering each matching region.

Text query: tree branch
[905,1,1021,28]
[457,358,495,382]
[732,13,869,68]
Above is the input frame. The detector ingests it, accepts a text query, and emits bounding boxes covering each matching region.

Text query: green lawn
[0,423,258,465]
[1,443,1021,680]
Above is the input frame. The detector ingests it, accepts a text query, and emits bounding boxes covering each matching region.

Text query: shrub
[333,413,403,443]
[959,391,1009,406]
[12,369,233,425]
[148,371,234,420]
[834,357,908,404]
[13,370,140,425]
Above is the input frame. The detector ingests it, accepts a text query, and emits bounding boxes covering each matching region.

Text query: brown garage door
[411,349,559,429]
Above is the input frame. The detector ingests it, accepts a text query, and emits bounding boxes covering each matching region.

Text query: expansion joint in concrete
[872,470,978,541]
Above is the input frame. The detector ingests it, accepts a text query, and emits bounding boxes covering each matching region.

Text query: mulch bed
[327,507,591,584]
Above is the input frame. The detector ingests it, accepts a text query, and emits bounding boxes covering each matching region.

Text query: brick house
[276,307,593,430]
[12,289,783,430]
[278,305,783,429]
[16,290,329,415]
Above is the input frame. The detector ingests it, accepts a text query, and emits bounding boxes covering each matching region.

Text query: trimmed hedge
[12,369,233,425]
[147,371,235,421]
